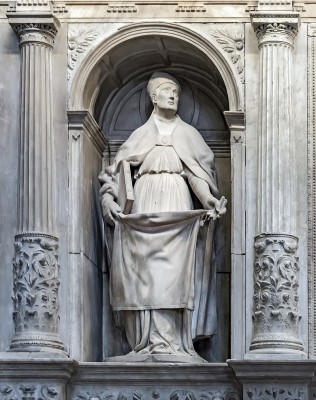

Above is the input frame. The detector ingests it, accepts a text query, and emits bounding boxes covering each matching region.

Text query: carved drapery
[249,13,305,356]
[7,10,65,354]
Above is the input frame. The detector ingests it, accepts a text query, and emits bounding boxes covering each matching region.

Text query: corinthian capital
[251,12,300,48]
[7,9,60,48]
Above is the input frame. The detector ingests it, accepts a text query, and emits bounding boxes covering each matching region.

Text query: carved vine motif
[252,235,300,336]
[68,26,101,79]
[12,234,60,335]
[210,29,244,83]
[0,385,58,400]
[246,387,304,400]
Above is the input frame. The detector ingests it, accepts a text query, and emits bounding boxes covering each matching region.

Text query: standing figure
[99,72,227,362]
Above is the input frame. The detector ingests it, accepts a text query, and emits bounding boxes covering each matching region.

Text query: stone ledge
[228,359,316,383]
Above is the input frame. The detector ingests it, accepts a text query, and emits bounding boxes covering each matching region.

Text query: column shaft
[7,15,65,355]
[19,42,54,233]
[249,15,305,357]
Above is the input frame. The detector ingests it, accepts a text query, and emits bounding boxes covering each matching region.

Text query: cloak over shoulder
[99,114,219,199]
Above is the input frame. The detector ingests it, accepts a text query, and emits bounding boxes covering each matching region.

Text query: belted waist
[135,170,186,180]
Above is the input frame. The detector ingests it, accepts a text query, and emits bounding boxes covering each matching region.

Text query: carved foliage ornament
[246,387,304,400]
[255,23,298,47]
[12,23,58,48]
[68,26,101,80]
[12,234,60,335]
[0,385,58,400]
[75,389,240,400]
[250,234,303,351]
[210,29,244,83]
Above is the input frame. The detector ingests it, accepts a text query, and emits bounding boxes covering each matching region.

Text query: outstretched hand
[204,195,227,220]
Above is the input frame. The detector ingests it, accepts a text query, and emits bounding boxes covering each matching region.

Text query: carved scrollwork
[10,233,64,352]
[68,26,101,79]
[0,385,58,400]
[250,234,304,352]
[209,29,244,83]
[246,387,304,400]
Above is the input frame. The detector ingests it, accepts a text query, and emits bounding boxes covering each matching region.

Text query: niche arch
[67,22,245,362]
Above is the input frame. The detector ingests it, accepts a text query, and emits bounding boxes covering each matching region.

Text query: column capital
[251,12,300,47]
[7,12,60,48]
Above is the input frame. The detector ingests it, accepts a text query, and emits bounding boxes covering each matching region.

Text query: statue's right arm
[99,169,121,226]
[101,193,121,226]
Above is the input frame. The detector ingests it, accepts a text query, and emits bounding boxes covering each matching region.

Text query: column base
[9,332,67,357]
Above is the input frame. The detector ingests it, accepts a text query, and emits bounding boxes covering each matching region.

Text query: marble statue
[99,72,227,362]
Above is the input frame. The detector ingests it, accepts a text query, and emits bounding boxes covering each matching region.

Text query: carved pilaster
[249,13,305,357]
[7,9,65,354]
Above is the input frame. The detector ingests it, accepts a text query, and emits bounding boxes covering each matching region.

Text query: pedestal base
[106,353,207,364]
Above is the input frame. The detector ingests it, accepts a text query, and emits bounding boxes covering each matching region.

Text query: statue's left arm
[186,170,227,219]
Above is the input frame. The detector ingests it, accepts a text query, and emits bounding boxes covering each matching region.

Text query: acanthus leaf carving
[209,29,244,83]
[68,26,101,80]
[246,387,305,400]
[10,233,64,352]
[250,234,304,352]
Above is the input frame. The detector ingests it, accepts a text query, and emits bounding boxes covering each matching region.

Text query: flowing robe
[99,114,220,355]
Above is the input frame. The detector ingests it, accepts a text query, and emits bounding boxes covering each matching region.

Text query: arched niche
[67,22,245,362]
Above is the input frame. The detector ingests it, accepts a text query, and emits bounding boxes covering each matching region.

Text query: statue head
[147,72,181,115]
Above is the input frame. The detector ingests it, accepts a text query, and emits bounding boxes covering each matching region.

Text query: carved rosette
[250,234,304,353]
[10,233,64,352]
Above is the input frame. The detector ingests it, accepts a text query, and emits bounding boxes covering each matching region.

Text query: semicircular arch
[68,22,243,113]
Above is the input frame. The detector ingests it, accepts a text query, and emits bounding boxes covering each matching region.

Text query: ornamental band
[99,72,227,362]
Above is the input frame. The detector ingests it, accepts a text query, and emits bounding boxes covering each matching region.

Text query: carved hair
[147,72,181,100]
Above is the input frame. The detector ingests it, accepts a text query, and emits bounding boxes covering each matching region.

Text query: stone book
[118,160,134,214]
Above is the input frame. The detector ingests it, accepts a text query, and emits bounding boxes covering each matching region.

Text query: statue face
[153,82,179,113]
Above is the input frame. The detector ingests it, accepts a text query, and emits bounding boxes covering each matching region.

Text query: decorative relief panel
[308,23,316,358]
[0,384,58,400]
[67,23,125,84]
[68,26,101,79]
[209,27,244,83]
[246,387,305,400]
[74,388,240,400]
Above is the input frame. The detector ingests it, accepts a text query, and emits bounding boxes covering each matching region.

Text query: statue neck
[153,108,178,122]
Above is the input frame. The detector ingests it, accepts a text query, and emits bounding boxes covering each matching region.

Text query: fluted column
[249,13,305,356]
[7,10,65,355]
